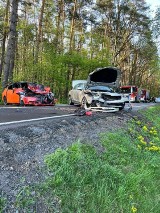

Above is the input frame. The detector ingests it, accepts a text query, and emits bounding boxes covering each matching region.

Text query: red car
[2,82,56,106]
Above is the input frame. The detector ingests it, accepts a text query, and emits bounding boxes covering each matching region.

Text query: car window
[21,83,28,89]
[132,87,137,92]
[8,84,13,89]
[119,88,131,93]
[74,83,86,90]
[12,83,20,88]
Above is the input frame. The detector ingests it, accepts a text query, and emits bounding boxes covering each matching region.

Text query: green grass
[4,106,160,212]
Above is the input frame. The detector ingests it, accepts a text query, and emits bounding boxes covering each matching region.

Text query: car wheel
[19,99,25,106]
[119,103,125,110]
[81,97,90,108]
[68,96,74,105]
[135,97,138,103]
[3,96,8,105]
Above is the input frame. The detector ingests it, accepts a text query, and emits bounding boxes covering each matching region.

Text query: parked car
[68,67,125,110]
[2,82,56,106]
[155,97,160,103]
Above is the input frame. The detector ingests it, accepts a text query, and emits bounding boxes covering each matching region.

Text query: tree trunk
[2,0,19,89]
[34,0,45,63]
[69,0,77,52]
[55,0,65,54]
[0,0,10,82]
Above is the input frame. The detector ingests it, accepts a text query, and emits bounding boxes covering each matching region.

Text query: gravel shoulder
[0,110,137,212]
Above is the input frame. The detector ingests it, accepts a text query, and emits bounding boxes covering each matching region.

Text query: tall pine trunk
[34,0,45,64]
[2,0,19,89]
[0,0,10,82]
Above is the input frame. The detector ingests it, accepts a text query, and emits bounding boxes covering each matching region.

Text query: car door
[72,83,85,104]
[5,84,13,103]
[7,83,20,104]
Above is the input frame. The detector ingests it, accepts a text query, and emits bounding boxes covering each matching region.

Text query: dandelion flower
[142,126,148,131]
[131,206,137,213]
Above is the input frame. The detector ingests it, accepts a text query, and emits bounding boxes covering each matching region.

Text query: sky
[145,0,160,13]
[145,0,160,55]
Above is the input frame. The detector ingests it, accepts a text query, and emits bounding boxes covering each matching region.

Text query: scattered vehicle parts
[2,82,56,106]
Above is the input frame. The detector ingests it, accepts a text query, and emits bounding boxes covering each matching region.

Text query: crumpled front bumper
[22,96,56,106]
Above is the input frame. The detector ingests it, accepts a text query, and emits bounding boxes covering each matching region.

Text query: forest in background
[0,0,160,102]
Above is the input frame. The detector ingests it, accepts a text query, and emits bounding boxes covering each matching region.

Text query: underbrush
[2,106,160,213]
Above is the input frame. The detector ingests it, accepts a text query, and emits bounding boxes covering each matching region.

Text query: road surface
[0,103,157,126]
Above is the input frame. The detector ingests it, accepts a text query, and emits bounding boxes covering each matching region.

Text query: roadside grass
[0,197,7,213]
[2,106,160,213]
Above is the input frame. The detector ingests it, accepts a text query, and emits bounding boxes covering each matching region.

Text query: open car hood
[87,67,121,88]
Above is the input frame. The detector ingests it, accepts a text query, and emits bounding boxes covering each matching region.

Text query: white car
[68,67,125,110]
[155,97,160,103]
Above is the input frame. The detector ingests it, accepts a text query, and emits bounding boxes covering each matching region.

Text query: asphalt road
[0,103,157,126]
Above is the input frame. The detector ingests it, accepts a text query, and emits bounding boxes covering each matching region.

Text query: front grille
[101,94,121,101]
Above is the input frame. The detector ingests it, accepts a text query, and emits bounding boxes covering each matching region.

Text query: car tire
[68,96,74,105]
[119,103,125,110]
[19,99,25,106]
[3,96,8,105]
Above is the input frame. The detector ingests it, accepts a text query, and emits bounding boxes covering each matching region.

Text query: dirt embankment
[0,110,137,212]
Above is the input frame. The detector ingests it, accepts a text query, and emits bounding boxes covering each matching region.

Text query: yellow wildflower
[153,130,157,135]
[142,126,148,131]
[138,135,144,140]
[150,142,154,145]
[131,206,137,213]
[140,140,147,145]
[149,130,157,135]
[136,121,141,125]
[148,146,160,151]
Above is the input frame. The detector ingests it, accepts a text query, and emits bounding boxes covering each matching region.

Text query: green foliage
[15,106,160,212]
[0,85,3,105]
[0,197,7,213]
[141,105,160,126]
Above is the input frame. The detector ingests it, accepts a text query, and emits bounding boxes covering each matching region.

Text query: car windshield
[119,88,131,93]
[87,86,113,92]
[74,83,86,90]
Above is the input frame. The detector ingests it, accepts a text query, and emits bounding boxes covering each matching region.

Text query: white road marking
[0,114,75,126]
[0,106,31,109]
[0,106,52,109]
